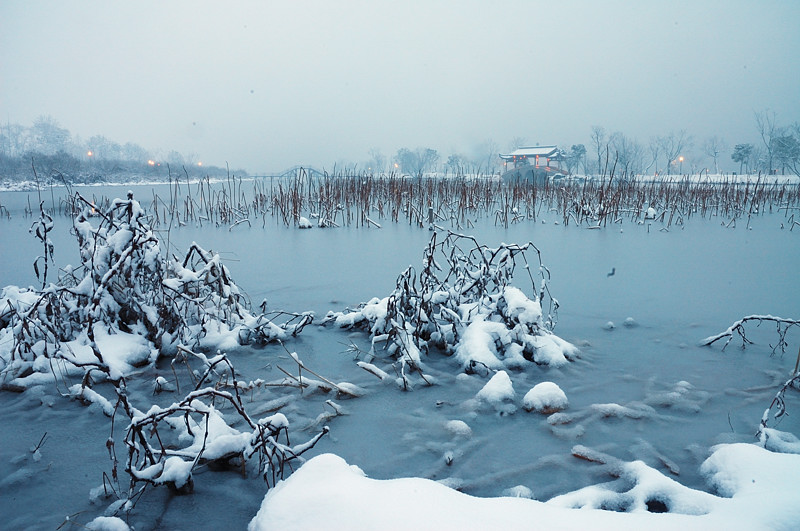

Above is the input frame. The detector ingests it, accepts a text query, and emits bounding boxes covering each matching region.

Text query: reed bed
[29,169,800,230]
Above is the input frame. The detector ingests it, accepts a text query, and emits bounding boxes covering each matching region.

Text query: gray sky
[2,0,799,173]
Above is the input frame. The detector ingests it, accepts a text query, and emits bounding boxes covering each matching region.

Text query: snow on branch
[323,230,577,385]
[108,350,328,503]
[757,371,800,446]
[702,314,800,444]
[700,314,800,353]
[0,191,313,389]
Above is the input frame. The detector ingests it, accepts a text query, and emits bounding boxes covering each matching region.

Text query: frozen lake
[1,183,798,529]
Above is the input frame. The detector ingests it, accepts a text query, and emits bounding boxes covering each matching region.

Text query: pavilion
[499,145,566,184]
[499,145,566,170]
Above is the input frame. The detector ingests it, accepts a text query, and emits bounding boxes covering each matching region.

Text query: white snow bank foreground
[250,444,800,531]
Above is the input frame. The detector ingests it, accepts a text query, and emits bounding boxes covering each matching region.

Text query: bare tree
[755,109,778,173]
[122,142,150,163]
[590,126,606,176]
[658,130,690,175]
[394,147,440,176]
[702,136,728,174]
[367,148,387,173]
[1,122,28,157]
[87,135,123,160]
[475,138,500,174]
[646,137,660,175]
[609,132,645,176]
[507,136,527,151]
[31,115,71,155]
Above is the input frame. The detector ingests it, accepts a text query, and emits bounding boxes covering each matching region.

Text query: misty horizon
[2,1,799,174]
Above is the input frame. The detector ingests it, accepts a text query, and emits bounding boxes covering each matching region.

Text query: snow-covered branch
[324,230,577,384]
[0,192,313,389]
[700,314,800,353]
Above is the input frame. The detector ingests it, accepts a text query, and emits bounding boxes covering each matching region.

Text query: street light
[678,156,684,174]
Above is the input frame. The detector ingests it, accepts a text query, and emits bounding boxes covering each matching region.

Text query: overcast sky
[2,0,799,173]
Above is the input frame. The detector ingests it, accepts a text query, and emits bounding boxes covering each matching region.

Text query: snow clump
[523,382,569,414]
[444,419,473,438]
[476,370,515,405]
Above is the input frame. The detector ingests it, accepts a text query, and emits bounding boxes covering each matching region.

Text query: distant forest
[3,112,799,184]
[0,115,245,185]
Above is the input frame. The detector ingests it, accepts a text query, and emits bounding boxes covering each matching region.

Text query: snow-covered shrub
[0,192,312,388]
[107,351,327,509]
[324,231,577,378]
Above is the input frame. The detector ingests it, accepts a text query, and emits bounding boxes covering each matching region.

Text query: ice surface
[0,186,798,529]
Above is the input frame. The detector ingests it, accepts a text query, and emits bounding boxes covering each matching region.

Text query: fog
[2,0,798,173]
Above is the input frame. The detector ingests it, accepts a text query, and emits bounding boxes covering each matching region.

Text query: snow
[455,319,510,370]
[1,185,798,529]
[501,285,542,324]
[158,456,194,489]
[180,405,251,460]
[760,428,800,454]
[476,370,515,405]
[523,381,569,413]
[92,324,157,380]
[501,485,534,499]
[69,384,115,416]
[85,516,131,530]
[249,445,800,530]
[444,419,473,438]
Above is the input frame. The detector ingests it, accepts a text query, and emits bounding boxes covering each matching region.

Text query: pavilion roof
[499,145,561,159]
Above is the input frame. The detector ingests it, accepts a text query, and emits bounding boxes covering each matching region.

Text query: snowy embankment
[249,445,800,530]
[564,173,800,185]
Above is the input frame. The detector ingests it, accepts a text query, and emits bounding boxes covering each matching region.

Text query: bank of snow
[250,444,800,530]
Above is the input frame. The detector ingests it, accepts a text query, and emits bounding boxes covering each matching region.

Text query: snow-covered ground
[249,446,800,530]
[0,184,798,529]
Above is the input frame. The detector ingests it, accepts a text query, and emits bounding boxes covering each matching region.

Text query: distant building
[499,145,566,184]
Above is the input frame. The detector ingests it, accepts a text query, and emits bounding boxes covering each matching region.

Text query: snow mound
[85,516,131,530]
[502,485,534,499]
[523,382,568,413]
[476,370,515,405]
[249,446,800,530]
[761,428,800,454]
[444,419,473,438]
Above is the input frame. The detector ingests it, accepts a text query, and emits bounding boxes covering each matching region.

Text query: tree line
[0,115,239,183]
[4,111,798,182]
[368,110,799,178]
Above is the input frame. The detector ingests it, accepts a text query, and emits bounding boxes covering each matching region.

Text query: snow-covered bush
[0,192,312,389]
[101,350,328,515]
[324,231,577,381]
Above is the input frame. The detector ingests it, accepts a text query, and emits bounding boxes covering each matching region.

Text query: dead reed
[23,169,800,230]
